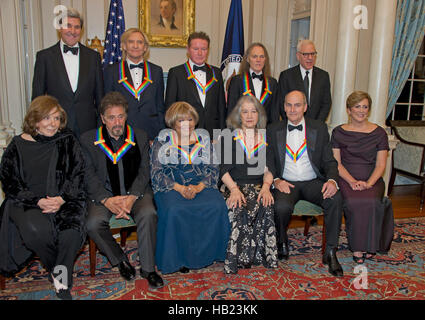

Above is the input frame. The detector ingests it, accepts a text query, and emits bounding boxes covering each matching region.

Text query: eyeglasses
[298,51,317,58]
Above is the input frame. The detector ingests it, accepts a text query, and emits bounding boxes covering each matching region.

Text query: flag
[220,0,244,94]
[102,0,126,68]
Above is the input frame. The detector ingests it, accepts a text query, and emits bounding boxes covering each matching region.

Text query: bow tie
[63,44,79,55]
[252,73,264,81]
[288,124,303,132]
[130,62,144,70]
[193,64,206,72]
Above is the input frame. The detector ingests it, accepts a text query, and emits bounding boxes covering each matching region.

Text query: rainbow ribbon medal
[94,125,136,164]
[242,72,272,105]
[168,131,205,164]
[184,61,218,95]
[233,129,267,159]
[118,60,153,99]
[285,129,307,163]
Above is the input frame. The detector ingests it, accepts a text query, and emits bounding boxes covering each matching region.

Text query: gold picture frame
[139,0,195,48]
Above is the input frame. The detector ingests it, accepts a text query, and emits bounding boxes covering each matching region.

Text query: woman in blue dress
[150,101,230,274]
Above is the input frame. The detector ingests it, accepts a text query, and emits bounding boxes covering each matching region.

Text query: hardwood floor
[288,184,424,229]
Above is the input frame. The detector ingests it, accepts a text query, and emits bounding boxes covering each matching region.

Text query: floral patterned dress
[219,130,278,274]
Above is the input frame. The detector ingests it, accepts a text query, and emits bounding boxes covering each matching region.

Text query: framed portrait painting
[139,0,195,47]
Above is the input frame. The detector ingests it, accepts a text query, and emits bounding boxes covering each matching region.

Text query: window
[288,17,311,68]
[387,37,425,123]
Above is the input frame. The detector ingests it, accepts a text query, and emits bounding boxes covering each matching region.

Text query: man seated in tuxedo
[277,40,331,122]
[266,90,344,277]
[80,92,163,289]
[32,7,103,138]
[165,31,226,139]
[104,28,165,142]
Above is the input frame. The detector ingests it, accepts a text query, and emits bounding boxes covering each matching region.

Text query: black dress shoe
[141,270,164,289]
[179,267,190,273]
[322,249,344,277]
[56,288,73,300]
[277,242,289,261]
[118,260,136,281]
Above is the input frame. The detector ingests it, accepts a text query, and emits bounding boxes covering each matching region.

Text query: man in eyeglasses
[276,40,332,122]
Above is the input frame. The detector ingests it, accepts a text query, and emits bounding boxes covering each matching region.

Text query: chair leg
[89,238,97,277]
[420,181,425,211]
[303,217,311,237]
[120,229,128,247]
[388,168,396,196]
[0,274,5,290]
[321,223,326,254]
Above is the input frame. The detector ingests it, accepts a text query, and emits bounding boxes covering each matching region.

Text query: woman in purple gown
[331,91,390,264]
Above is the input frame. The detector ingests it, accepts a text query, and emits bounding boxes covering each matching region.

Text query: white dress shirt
[60,40,79,93]
[189,59,207,107]
[282,118,317,181]
[299,65,312,104]
[127,58,144,89]
[250,68,263,100]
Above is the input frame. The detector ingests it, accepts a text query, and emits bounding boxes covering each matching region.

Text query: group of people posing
[0,8,393,300]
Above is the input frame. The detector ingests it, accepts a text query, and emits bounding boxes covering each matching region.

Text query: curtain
[386,0,425,119]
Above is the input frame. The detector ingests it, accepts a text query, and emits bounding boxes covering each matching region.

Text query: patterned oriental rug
[1,217,425,300]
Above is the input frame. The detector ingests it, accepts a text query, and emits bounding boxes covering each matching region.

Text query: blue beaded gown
[150,129,230,274]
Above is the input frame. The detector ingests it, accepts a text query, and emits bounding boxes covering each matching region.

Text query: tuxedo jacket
[227,73,279,124]
[266,118,338,182]
[32,42,104,137]
[277,65,332,122]
[80,126,151,203]
[104,60,165,141]
[165,63,226,137]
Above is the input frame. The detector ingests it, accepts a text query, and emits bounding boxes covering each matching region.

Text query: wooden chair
[89,215,136,277]
[293,200,326,254]
[389,121,425,210]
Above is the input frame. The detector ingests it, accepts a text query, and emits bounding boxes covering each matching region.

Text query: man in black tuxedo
[277,40,331,122]
[32,8,103,137]
[80,92,163,289]
[104,28,165,142]
[165,31,226,138]
[267,90,343,277]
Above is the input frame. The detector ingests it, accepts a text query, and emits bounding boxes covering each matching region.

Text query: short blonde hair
[23,95,67,136]
[226,95,267,130]
[165,102,199,129]
[120,28,150,60]
[346,91,372,111]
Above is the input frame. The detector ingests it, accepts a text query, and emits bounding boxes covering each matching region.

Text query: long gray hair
[226,95,267,130]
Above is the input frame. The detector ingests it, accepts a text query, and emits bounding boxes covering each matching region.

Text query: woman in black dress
[331,91,390,264]
[0,95,86,299]
[220,95,278,274]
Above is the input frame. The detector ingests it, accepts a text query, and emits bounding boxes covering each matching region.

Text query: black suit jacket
[266,118,338,182]
[80,126,151,203]
[277,65,331,122]
[32,42,104,137]
[165,63,226,137]
[227,73,279,124]
[104,60,165,141]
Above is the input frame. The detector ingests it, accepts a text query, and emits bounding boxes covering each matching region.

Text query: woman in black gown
[331,91,391,264]
[220,95,277,274]
[0,95,86,299]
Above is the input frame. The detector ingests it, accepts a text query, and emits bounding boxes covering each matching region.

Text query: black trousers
[9,207,83,288]
[272,179,343,253]
[85,192,157,272]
